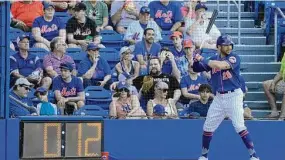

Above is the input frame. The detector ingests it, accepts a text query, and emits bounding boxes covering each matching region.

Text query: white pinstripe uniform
[193,52,246,133]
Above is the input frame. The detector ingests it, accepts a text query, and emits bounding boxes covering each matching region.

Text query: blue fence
[3,119,285,160]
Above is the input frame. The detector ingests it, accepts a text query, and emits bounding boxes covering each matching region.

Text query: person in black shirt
[133,57,181,110]
[66,2,98,50]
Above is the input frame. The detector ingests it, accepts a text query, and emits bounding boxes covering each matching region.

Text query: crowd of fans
[8,0,279,120]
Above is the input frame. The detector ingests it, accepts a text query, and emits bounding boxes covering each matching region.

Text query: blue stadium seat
[66,47,82,54]
[28,48,49,59]
[160,30,173,48]
[9,27,25,42]
[85,86,112,110]
[99,48,120,69]
[54,12,70,18]
[101,34,125,51]
[100,30,119,36]
[73,105,109,118]
[66,50,86,65]
[60,16,70,24]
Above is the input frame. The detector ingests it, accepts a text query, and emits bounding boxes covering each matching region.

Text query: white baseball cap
[119,46,131,55]
[14,78,34,87]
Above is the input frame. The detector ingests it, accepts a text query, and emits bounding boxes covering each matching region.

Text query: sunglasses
[119,88,129,92]
[20,85,31,91]
[158,88,168,93]
[38,91,48,96]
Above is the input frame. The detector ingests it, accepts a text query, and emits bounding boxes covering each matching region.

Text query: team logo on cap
[228,56,236,64]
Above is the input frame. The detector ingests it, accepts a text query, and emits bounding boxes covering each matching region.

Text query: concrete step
[232,37,266,45]
[241,63,280,72]
[241,72,277,81]
[239,55,275,62]
[245,91,282,101]
[207,3,244,12]
[215,19,254,28]
[219,28,264,37]
[234,45,274,55]
[218,12,255,18]
[246,82,264,92]
[244,101,281,110]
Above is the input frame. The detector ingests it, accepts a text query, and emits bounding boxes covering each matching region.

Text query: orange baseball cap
[183,39,194,48]
[170,31,183,39]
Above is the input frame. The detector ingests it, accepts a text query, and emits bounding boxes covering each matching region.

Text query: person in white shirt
[124,6,162,45]
[185,3,221,50]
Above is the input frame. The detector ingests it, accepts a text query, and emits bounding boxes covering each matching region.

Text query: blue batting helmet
[216,35,234,48]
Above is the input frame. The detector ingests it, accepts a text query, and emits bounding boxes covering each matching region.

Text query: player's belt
[218,89,235,94]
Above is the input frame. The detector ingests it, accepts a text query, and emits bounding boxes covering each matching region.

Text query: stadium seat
[100,30,119,36]
[66,49,86,65]
[85,86,112,110]
[54,12,71,18]
[73,105,109,118]
[101,34,125,51]
[99,48,120,69]
[28,48,49,59]
[9,27,25,42]
[160,30,173,48]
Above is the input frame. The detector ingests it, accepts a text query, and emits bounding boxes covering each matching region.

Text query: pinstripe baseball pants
[203,88,247,133]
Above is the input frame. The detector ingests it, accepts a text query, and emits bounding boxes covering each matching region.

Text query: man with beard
[52,62,85,114]
[133,28,161,75]
[132,58,181,110]
[66,2,98,50]
[192,35,259,160]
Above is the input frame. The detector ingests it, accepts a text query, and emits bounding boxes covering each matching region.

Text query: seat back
[99,48,120,69]
[29,48,49,60]
[101,34,125,51]
[85,86,112,110]
[73,105,109,118]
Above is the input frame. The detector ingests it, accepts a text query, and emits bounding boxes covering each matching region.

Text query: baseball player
[193,35,260,160]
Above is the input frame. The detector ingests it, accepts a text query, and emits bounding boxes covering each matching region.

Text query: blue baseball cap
[140,6,150,14]
[44,2,55,10]
[34,87,48,96]
[117,81,129,90]
[18,35,30,41]
[195,3,208,11]
[153,104,167,116]
[87,43,100,51]
[118,72,131,82]
[60,62,73,71]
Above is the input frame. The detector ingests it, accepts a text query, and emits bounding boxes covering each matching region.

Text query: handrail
[228,0,241,44]
[274,7,285,62]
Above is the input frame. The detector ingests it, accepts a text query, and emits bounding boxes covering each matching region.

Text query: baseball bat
[200,9,219,49]
[9,95,38,114]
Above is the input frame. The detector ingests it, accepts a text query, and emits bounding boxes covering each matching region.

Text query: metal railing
[274,7,285,62]
[217,0,242,44]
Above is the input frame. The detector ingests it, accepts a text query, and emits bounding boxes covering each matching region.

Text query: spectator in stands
[185,3,221,49]
[32,3,66,51]
[34,87,58,115]
[84,0,113,32]
[124,6,162,45]
[115,46,140,84]
[180,0,198,20]
[109,81,146,119]
[53,62,85,115]
[263,55,285,120]
[183,39,196,62]
[11,0,44,32]
[10,35,45,87]
[48,0,77,12]
[148,0,183,32]
[147,81,178,119]
[159,47,181,81]
[181,84,212,118]
[9,78,37,117]
[132,58,181,109]
[161,31,189,79]
[78,43,111,89]
[66,2,98,50]
[180,63,209,103]
[133,28,161,75]
[111,1,144,34]
[43,37,76,83]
